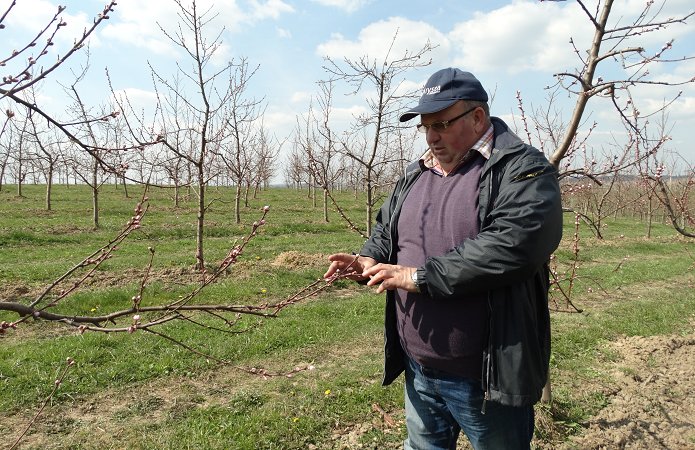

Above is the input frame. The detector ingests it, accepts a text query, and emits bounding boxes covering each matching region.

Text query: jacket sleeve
[424,150,563,299]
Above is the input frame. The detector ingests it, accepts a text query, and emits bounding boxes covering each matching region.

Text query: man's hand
[362,263,418,294]
[324,253,377,282]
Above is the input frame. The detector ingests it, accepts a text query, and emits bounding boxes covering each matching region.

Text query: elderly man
[324,68,563,449]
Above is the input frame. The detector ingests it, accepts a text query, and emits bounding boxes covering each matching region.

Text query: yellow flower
[261,288,267,294]
[292,417,299,423]
[324,389,331,396]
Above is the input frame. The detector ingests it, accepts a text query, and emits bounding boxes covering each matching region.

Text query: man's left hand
[362,264,418,294]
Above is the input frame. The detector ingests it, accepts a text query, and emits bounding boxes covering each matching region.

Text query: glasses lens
[416,122,445,133]
[430,122,446,132]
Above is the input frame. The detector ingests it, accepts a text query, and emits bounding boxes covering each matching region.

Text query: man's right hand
[324,253,378,282]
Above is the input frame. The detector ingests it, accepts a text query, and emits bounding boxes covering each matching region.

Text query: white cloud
[392,78,423,98]
[449,1,589,74]
[263,107,299,136]
[276,27,292,39]
[5,0,103,52]
[291,91,312,103]
[249,0,294,20]
[448,0,695,78]
[310,0,373,14]
[100,0,191,58]
[99,0,293,58]
[110,87,159,117]
[316,17,450,64]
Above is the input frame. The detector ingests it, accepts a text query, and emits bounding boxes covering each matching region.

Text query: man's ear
[473,108,486,133]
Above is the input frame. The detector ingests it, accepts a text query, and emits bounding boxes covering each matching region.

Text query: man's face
[420,101,484,173]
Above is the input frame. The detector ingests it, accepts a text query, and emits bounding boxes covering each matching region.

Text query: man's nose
[426,127,440,143]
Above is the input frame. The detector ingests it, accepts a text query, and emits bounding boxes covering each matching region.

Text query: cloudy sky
[5,0,695,172]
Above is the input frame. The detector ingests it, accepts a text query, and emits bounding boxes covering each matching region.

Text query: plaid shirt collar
[419,124,494,175]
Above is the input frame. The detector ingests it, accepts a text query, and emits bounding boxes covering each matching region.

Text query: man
[324,68,563,449]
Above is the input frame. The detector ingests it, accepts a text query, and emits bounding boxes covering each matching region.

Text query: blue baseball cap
[400,68,488,122]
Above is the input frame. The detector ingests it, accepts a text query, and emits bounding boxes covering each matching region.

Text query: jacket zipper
[482,165,496,414]
[511,167,547,182]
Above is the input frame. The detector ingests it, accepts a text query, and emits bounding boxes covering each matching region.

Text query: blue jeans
[404,357,534,450]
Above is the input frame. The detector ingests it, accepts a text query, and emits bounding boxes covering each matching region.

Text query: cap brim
[399,99,458,122]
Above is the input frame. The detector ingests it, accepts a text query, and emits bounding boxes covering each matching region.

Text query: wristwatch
[411,268,422,293]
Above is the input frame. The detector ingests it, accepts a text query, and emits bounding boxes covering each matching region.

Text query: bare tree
[283,144,309,190]
[321,37,433,234]
[6,108,30,196]
[0,1,142,174]
[249,124,281,195]
[295,81,347,223]
[0,111,12,191]
[549,0,694,168]
[26,105,65,210]
[517,0,695,403]
[214,58,265,224]
[147,0,258,268]
[65,69,120,229]
[637,110,695,237]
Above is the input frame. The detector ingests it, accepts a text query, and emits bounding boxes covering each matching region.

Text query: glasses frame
[416,106,478,133]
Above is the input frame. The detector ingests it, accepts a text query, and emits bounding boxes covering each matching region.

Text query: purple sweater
[395,154,488,379]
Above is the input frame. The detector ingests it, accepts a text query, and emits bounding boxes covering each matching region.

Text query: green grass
[1,183,694,449]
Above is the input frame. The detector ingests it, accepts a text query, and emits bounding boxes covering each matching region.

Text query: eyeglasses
[416,106,478,133]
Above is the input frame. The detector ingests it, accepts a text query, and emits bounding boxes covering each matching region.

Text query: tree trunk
[92,185,99,229]
[235,183,242,224]
[646,196,653,238]
[195,174,206,270]
[122,175,129,198]
[45,163,53,211]
[92,161,99,229]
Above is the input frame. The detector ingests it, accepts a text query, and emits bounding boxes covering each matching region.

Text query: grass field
[1,184,694,449]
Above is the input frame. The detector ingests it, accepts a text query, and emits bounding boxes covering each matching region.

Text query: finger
[323,260,346,279]
[374,275,394,293]
[362,263,385,278]
[366,268,388,287]
[327,253,351,263]
[323,265,337,279]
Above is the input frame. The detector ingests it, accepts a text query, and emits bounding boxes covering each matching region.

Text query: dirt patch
[559,330,695,449]
[0,267,207,302]
[0,284,38,302]
[1,252,330,303]
[272,251,329,269]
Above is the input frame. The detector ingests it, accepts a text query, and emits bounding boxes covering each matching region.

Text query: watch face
[411,271,418,283]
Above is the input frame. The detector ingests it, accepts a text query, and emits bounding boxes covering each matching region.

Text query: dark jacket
[359,117,563,407]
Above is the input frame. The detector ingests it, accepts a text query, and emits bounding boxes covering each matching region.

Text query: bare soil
[332,325,695,449]
[556,329,695,450]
